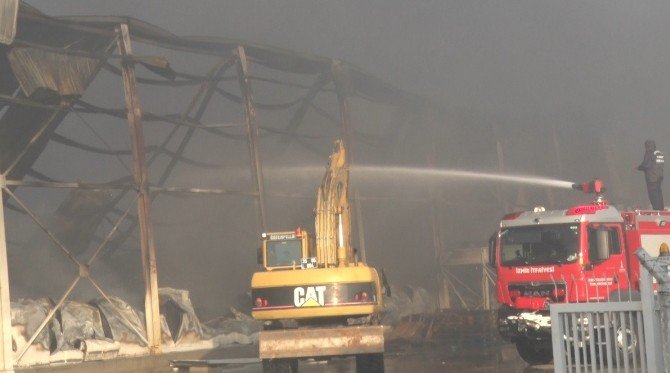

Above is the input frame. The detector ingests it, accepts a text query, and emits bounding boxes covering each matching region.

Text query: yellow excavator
[251,140,385,373]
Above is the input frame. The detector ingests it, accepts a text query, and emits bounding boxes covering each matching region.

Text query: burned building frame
[0,1,428,369]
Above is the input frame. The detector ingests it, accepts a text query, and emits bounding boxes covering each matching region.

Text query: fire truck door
[586,223,627,300]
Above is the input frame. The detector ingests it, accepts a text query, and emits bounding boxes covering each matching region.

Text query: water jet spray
[350,166,576,189]
[270,165,584,191]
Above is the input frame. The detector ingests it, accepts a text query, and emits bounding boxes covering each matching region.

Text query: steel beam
[235,45,267,233]
[116,24,161,353]
[0,179,13,372]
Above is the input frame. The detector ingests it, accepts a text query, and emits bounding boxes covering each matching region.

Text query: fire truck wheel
[515,337,553,365]
[262,358,299,373]
[356,353,384,372]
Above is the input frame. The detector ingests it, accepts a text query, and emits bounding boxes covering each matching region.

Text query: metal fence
[550,249,668,373]
[550,301,646,372]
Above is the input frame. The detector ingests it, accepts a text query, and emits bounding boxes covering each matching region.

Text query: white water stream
[351,166,574,189]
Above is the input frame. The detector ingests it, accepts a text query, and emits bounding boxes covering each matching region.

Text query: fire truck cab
[490,180,670,364]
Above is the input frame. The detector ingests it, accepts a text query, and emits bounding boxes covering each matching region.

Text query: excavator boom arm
[315,140,352,267]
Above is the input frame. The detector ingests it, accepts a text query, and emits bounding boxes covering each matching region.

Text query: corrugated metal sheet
[0,0,18,45]
[0,3,114,181]
[8,47,99,100]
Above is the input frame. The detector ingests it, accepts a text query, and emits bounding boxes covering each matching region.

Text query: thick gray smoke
[13,0,670,319]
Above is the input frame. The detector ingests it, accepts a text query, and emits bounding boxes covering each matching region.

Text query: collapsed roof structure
[0,0,437,368]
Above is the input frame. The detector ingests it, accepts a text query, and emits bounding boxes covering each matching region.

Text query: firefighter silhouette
[637,140,664,210]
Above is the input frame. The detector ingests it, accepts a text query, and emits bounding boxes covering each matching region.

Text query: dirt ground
[17,341,554,372]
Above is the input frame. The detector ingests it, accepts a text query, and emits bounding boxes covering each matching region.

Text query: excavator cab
[259,229,314,270]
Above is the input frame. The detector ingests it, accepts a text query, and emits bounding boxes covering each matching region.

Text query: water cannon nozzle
[572,179,606,194]
[572,179,608,205]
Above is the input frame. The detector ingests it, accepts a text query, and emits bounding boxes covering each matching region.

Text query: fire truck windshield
[266,239,302,267]
[500,223,579,266]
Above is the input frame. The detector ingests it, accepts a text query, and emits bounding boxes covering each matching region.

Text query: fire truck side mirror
[593,228,611,262]
[257,247,263,265]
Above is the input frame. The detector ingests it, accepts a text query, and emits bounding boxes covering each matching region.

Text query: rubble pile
[382,286,500,351]
[10,288,259,367]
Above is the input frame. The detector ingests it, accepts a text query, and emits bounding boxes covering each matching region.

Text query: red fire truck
[489,179,670,364]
